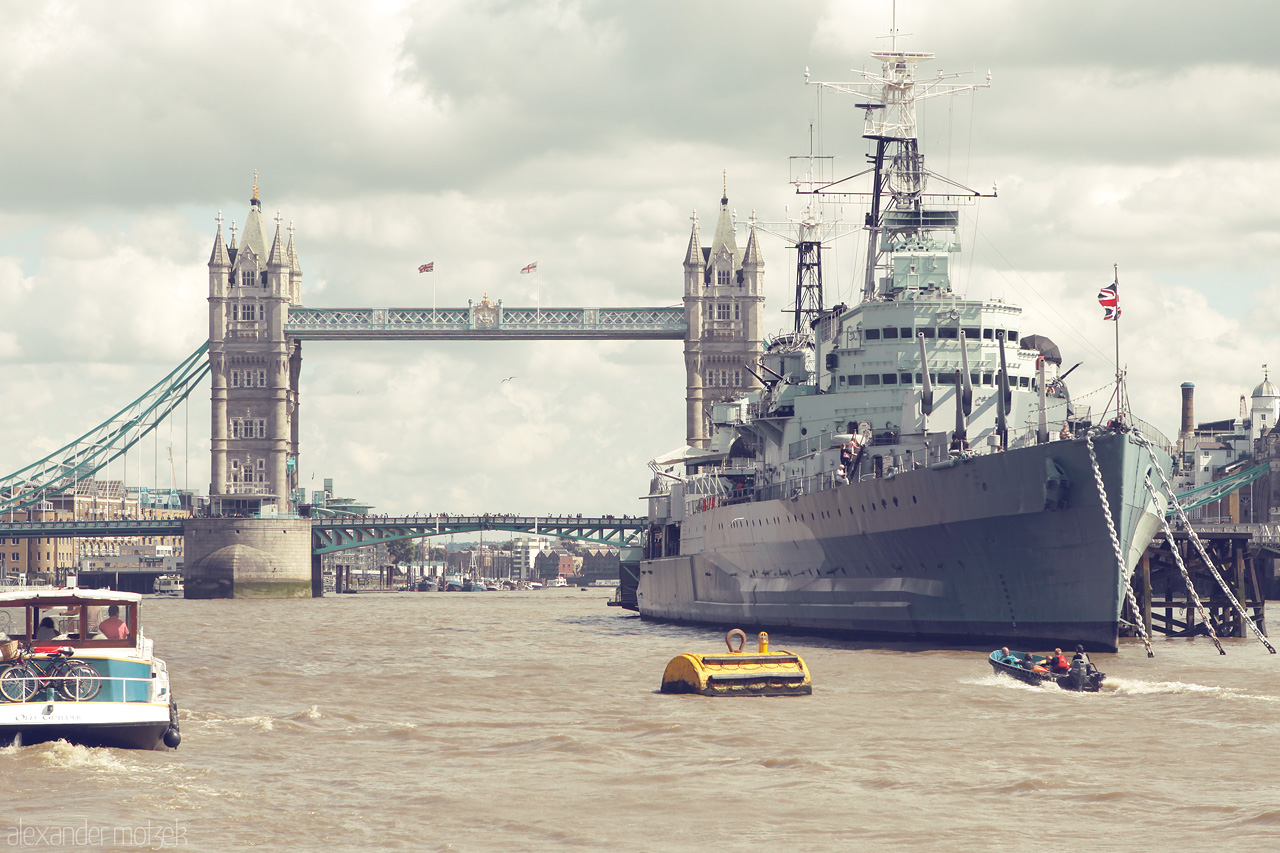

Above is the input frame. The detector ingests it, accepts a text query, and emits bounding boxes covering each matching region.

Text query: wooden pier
[1132,530,1267,638]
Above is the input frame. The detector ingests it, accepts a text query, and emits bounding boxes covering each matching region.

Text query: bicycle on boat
[0,643,101,702]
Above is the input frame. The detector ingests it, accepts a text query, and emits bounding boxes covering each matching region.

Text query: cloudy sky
[2,0,1279,516]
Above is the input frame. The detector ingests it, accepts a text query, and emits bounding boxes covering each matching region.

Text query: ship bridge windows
[983,329,994,340]
[982,372,994,385]
[1019,376,1030,388]
[938,327,958,339]
[900,327,912,338]
[918,327,935,339]
[848,375,863,386]
[1007,330,1019,343]
[882,327,899,339]
[865,375,881,386]
[864,328,881,341]
[899,372,913,384]
[881,374,898,386]
[962,327,980,339]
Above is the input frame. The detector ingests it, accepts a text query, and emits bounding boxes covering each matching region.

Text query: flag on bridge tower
[1097,280,1120,320]
[418,262,434,273]
[521,261,538,274]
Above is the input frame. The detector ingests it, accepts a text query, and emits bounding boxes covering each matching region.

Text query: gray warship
[637,39,1171,652]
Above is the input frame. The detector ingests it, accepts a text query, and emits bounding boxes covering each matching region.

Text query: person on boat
[35,617,59,640]
[98,605,130,640]
[1021,653,1050,674]
[998,646,1018,665]
[1047,648,1071,672]
[1072,644,1091,667]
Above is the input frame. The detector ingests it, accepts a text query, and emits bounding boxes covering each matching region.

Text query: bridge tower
[190,179,312,599]
[683,187,764,447]
[206,179,303,516]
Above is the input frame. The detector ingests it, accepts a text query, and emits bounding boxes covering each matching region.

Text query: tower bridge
[0,181,767,598]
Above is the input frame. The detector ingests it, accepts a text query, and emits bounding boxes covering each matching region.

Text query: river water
[2,590,1278,852]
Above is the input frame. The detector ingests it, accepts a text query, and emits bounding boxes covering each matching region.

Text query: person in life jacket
[1020,653,1050,673]
[1072,644,1091,667]
[1047,648,1070,672]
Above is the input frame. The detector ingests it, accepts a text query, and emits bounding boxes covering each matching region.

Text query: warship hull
[638,431,1165,652]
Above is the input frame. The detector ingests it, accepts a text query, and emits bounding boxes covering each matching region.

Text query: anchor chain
[1086,434,1154,657]
[1135,435,1275,654]
[1143,475,1224,654]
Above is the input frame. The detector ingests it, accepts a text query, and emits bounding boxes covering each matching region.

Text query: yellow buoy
[660,629,812,696]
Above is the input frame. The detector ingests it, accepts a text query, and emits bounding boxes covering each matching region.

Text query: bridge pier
[184,518,314,598]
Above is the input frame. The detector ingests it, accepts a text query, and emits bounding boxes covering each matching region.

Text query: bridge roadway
[0,514,647,554]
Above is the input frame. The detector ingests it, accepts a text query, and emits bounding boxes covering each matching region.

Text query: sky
[3,0,1280,516]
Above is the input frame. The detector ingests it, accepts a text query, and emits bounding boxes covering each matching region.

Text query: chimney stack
[1180,382,1195,437]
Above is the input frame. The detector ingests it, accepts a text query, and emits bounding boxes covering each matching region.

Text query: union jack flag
[1098,282,1120,320]
[418,262,434,273]
[521,261,537,274]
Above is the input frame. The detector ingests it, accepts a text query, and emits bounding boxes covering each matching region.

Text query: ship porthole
[881,499,887,508]
[912,495,917,504]
[893,497,899,506]
[982,482,988,491]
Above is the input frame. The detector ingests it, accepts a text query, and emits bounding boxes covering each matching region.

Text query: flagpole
[1113,263,1122,420]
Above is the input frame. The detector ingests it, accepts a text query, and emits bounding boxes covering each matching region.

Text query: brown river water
[1,590,1278,852]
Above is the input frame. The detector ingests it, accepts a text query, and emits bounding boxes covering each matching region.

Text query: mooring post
[1146,550,1157,637]
[1235,544,1248,639]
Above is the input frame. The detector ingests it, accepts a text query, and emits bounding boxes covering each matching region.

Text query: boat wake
[1103,677,1280,702]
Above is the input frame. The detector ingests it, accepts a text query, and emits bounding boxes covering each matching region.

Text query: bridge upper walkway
[0,514,647,554]
[285,306,686,341]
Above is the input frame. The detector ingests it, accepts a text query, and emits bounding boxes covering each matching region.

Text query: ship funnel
[1180,382,1195,436]
[959,331,973,416]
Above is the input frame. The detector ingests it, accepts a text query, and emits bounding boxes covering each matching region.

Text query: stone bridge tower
[683,188,765,447]
[205,180,303,516]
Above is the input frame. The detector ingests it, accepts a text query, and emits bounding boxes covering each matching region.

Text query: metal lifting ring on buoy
[726,628,747,653]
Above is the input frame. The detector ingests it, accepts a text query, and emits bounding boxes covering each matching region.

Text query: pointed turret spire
[209,211,229,267]
[287,221,301,275]
[268,211,287,267]
[742,222,763,268]
[684,210,703,268]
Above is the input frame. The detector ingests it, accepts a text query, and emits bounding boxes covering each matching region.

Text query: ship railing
[0,673,159,704]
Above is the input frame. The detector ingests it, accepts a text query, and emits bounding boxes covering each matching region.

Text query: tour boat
[0,589,181,750]
[153,574,184,597]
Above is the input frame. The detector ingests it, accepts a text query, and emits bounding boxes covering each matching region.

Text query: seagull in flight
[501,376,516,383]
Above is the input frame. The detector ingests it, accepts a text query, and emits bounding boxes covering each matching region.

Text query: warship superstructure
[637,39,1171,651]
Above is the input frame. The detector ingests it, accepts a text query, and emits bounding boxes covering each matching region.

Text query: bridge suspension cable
[0,344,210,515]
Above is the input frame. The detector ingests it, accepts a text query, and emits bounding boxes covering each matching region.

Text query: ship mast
[800,25,993,303]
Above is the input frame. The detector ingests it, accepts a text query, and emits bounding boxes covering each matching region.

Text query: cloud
[4,0,1280,515]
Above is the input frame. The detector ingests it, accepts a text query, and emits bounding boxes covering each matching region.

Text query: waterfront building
[577,547,620,584]
[534,548,578,580]
[0,480,190,586]
[683,187,765,447]
[1175,372,1280,522]
[512,535,551,581]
